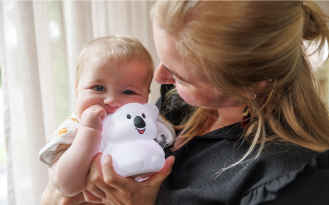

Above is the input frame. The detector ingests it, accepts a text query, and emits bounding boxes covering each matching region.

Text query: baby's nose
[134,116,146,128]
[104,96,121,107]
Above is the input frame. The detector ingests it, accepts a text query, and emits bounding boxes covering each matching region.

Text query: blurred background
[0,1,328,205]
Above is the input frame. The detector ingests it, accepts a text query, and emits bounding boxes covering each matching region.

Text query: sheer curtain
[1,1,329,205]
[0,1,159,204]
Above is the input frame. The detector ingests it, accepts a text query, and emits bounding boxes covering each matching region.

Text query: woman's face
[153,23,243,110]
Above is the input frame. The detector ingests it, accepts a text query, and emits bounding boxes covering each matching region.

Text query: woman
[42,1,329,204]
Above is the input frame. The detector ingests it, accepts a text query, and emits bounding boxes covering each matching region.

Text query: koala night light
[99,103,166,177]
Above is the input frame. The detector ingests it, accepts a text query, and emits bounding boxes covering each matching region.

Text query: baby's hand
[80,105,107,132]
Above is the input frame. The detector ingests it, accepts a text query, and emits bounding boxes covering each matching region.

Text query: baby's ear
[74,81,78,99]
[143,103,159,122]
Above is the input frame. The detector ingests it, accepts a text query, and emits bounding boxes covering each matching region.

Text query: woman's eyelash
[93,86,105,91]
[173,75,183,84]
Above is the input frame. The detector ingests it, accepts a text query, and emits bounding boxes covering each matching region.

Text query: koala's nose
[134,116,146,128]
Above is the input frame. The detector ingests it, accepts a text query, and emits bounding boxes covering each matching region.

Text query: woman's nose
[154,63,175,85]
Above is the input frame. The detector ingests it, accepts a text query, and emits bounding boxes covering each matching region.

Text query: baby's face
[75,56,150,119]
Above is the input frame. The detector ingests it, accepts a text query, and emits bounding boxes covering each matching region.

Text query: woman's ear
[255,80,270,92]
[245,79,271,100]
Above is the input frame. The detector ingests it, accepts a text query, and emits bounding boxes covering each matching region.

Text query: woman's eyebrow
[162,63,191,83]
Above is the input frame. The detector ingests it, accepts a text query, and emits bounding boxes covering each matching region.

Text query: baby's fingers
[81,105,107,130]
[88,105,107,120]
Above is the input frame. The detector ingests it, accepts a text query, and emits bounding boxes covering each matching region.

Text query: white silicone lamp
[100,103,165,178]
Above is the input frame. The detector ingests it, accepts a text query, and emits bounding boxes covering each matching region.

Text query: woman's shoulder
[161,134,329,205]
[256,141,319,173]
[257,151,329,205]
[241,143,329,204]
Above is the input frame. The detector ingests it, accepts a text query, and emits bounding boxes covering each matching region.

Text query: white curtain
[2,1,329,205]
[0,1,160,204]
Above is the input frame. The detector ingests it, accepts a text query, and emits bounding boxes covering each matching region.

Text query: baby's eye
[93,86,105,91]
[122,90,135,95]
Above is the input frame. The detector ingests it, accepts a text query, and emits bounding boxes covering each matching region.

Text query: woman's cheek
[176,87,195,105]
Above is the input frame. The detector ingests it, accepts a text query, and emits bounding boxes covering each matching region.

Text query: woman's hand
[85,153,175,205]
[41,178,105,205]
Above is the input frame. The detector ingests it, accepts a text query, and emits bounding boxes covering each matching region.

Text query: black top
[155,84,329,205]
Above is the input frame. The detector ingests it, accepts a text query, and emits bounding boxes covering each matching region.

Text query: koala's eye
[127,114,131,119]
[142,113,146,118]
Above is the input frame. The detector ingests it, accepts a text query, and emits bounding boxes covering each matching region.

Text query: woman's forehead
[153,23,194,79]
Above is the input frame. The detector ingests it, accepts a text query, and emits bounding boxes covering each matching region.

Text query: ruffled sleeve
[38,113,80,168]
[241,150,329,205]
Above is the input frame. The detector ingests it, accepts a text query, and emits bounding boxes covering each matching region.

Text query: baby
[38,35,175,197]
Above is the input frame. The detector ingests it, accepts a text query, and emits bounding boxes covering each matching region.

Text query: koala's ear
[144,103,159,122]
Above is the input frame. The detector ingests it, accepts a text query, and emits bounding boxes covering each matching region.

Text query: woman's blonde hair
[76,34,154,87]
[151,1,329,170]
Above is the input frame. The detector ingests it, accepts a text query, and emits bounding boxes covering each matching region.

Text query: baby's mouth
[106,106,121,114]
[136,128,146,134]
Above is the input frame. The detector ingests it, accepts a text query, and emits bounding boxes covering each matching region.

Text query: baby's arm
[51,105,107,197]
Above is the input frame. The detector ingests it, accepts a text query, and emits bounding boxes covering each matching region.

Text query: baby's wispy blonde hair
[76,34,154,87]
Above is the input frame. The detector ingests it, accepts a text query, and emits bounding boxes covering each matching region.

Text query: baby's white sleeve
[154,115,176,149]
[38,113,80,168]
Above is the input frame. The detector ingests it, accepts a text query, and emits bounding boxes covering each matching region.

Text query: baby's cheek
[75,102,82,119]
[76,107,87,121]
[75,98,89,120]
[135,97,148,105]
[141,95,149,104]
[136,91,149,104]
[121,97,146,106]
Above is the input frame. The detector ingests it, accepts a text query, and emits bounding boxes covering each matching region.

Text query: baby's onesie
[39,113,176,168]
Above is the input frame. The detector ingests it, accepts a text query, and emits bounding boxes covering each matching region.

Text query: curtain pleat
[0,2,16,205]
[91,1,109,39]
[108,1,131,34]
[0,1,49,204]
[15,2,49,202]
[33,1,57,142]
[63,1,93,114]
